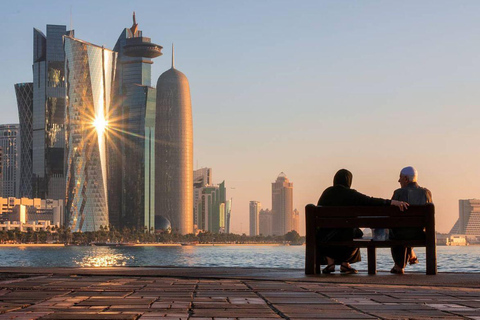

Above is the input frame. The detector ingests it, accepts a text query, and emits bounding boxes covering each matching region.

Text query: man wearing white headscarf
[390,166,432,274]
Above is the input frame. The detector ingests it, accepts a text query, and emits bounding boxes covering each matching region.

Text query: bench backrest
[305,204,435,229]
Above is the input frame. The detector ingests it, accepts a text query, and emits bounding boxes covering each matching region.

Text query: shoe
[409,257,419,265]
[340,265,358,274]
[390,267,405,274]
[322,264,335,274]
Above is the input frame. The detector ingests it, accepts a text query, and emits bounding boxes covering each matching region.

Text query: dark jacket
[318,169,391,207]
[316,169,391,264]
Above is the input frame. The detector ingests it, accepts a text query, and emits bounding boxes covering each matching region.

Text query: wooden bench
[305,204,437,275]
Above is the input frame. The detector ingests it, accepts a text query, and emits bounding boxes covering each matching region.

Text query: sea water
[0,245,478,272]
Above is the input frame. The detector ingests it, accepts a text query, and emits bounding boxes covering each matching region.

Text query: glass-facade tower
[196,181,227,233]
[15,82,34,198]
[109,16,162,231]
[64,36,116,232]
[32,25,73,200]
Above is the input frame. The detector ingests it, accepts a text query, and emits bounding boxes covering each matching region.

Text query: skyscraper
[225,199,232,234]
[195,181,227,233]
[450,199,480,236]
[259,208,273,236]
[14,82,34,198]
[249,201,261,236]
[0,147,3,197]
[272,172,294,235]
[32,25,73,200]
[155,48,193,234]
[143,86,157,233]
[292,208,300,234]
[0,125,20,198]
[193,167,212,229]
[108,13,162,231]
[194,167,212,187]
[64,36,117,232]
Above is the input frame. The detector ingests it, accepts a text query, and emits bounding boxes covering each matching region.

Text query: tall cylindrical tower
[155,49,193,234]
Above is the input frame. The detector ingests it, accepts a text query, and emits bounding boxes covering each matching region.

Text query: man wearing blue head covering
[390,166,432,274]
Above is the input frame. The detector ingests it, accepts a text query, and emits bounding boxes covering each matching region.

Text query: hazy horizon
[2,0,480,234]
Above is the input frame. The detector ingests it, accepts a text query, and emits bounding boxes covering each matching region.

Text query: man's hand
[391,200,409,212]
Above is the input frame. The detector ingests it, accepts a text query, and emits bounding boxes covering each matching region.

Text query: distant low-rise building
[446,235,468,246]
[0,197,64,229]
[0,220,56,232]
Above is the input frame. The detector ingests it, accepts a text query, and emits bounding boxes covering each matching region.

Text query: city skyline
[3,1,480,234]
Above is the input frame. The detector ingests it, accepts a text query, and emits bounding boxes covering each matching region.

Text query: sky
[1,0,479,234]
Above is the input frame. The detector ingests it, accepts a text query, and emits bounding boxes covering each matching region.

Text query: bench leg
[305,209,317,275]
[316,253,321,274]
[426,244,437,275]
[305,242,316,275]
[367,247,376,275]
[426,206,437,275]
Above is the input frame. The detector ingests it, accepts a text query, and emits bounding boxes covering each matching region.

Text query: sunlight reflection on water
[77,252,133,267]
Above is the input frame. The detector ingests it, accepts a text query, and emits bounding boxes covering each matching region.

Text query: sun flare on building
[93,116,108,135]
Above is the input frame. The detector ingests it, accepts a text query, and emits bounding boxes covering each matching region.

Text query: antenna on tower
[172,43,175,69]
[69,5,73,30]
[130,11,138,36]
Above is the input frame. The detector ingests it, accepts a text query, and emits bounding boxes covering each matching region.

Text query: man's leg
[391,246,407,272]
[407,247,418,264]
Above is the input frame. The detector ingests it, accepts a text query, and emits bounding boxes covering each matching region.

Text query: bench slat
[309,205,430,217]
[316,240,426,247]
[315,217,426,228]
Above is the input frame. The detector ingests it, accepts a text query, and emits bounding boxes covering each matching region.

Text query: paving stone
[0,272,479,320]
[39,313,140,319]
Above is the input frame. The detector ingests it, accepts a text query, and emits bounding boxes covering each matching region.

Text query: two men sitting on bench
[317,167,430,274]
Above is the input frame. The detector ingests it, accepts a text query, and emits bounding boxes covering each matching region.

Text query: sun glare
[93,116,108,134]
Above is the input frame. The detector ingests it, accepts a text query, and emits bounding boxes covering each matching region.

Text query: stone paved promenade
[0,267,478,320]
